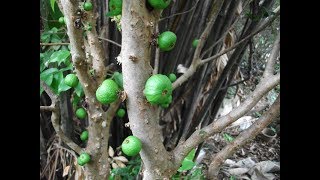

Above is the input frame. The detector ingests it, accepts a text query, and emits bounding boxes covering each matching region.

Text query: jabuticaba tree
[40,0,280,179]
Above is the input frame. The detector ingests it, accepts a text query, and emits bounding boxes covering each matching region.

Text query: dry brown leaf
[109,146,115,158]
[62,165,70,177]
[113,156,128,163]
[112,162,118,169]
[115,160,126,168]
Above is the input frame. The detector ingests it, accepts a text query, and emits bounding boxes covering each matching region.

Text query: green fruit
[113,72,123,89]
[158,31,177,51]
[58,17,65,24]
[163,95,172,104]
[83,2,93,11]
[96,79,120,104]
[80,130,89,141]
[78,153,91,166]
[116,108,126,118]
[143,74,172,105]
[121,136,142,156]
[86,24,92,31]
[64,74,79,88]
[106,0,122,16]
[168,73,177,82]
[76,108,87,120]
[160,103,169,108]
[147,0,171,9]
[192,39,199,48]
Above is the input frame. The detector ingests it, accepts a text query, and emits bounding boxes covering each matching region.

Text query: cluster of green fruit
[143,74,176,108]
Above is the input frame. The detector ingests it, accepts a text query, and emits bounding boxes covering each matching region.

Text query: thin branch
[41,80,82,155]
[200,10,280,65]
[173,73,280,164]
[153,24,160,75]
[172,0,226,90]
[263,33,280,77]
[220,77,251,90]
[208,94,280,179]
[40,105,55,111]
[159,0,200,22]
[40,42,70,46]
[98,37,122,47]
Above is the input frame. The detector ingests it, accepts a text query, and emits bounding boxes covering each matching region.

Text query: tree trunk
[121,1,177,179]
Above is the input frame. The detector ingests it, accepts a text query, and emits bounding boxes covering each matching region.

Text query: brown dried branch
[41,81,82,154]
[40,105,55,111]
[263,33,280,77]
[98,37,122,47]
[40,42,70,46]
[173,71,280,164]
[159,0,200,22]
[208,94,280,179]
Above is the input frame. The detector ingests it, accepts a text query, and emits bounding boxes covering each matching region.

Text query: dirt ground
[200,129,280,180]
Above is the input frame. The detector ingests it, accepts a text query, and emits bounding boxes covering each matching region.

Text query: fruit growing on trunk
[106,0,122,16]
[121,136,142,156]
[158,31,177,51]
[192,39,199,48]
[147,0,171,9]
[64,74,79,88]
[143,74,173,105]
[116,108,126,118]
[58,17,65,24]
[168,73,177,82]
[78,153,91,166]
[80,130,89,141]
[76,108,87,120]
[83,2,93,11]
[96,79,120,104]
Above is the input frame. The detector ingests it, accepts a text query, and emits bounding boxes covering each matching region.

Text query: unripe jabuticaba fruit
[106,0,122,16]
[158,31,177,51]
[168,73,177,82]
[143,74,172,105]
[96,79,120,104]
[147,0,171,9]
[192,39,199,48]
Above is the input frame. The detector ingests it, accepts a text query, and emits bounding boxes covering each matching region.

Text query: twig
[263,33,280,77]
[41,80,82,155]
[208,95,280,179]
[220,77,251,90]
[200,10,280,65]
[40,105,55,111]
[159,0,200,22]
[98,37,122,47]
[40,42,70,46]
[173,72,279,164]
[153,24,160,75]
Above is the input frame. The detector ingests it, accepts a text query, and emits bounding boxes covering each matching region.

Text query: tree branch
[41,80,82,155]
[98,37,122,47]
[153,24,160,75]
[173,73,280,164]
[263,33,280,77]
[208,94,280,179]
[40,105,55,111]
[159,0,200,22]
[172,0,226,90]
[172,10,279,90]
[40,42,70,46]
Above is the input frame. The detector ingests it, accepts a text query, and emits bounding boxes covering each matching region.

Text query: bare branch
[40,106,55,111]
[173,73,280,164]
[98,37,122,47]
[200,10,280,65]
[159,0,200,22]
[41,80,82,155]
[263,33,280,77]
[153,24,160,75]
[208,94,280,179]
[40,42,70,46]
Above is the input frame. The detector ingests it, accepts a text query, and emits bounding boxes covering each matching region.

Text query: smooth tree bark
[41,0,280,179]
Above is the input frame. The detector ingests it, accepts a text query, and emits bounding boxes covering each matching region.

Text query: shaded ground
[199,129,280,180]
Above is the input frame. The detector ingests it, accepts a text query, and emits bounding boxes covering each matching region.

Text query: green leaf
[49,50,71,66]
[50,0,56,12]
[72,94,81,109]
[40,85,44,96]
[50,71,64,94]
[178,160,196,172]
[50,34,62,50]
[75,82,84,97]
[40,68,59,85]
[41,32,51,43]
[230,176,236,180]
[58,78,71,93]
[185,149,196,161]
[223,133,234,142]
